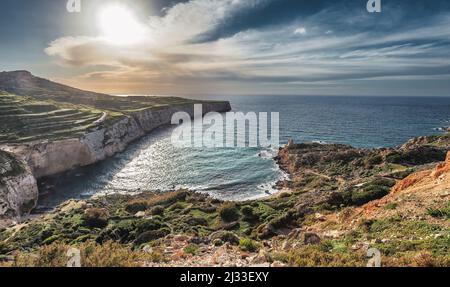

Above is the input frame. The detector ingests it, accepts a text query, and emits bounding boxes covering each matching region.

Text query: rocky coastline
[0,71,231,220]
[0,133,448,267]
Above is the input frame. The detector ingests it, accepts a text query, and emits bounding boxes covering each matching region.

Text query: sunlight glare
[98,4,145,45]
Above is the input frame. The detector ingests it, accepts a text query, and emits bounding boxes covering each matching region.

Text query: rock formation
[0,71,231,218]
[0,150,38,220]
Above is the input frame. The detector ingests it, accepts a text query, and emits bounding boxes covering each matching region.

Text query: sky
[1,0,450,96]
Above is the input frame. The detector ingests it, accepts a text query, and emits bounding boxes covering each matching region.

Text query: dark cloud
[192,0,450,43]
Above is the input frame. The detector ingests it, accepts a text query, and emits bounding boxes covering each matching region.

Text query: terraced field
[0,93,122,144]
[0,71,229,145]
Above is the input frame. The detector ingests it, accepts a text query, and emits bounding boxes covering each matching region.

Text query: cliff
[0,150,38,220]
[0,134,449,267]
[1,102,230,179]
[0,71,231,220]
[0,71,231,179]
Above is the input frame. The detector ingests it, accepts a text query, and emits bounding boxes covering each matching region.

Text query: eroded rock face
[2,102,231,179]
[432,151,450,179]
[0,150,38,219]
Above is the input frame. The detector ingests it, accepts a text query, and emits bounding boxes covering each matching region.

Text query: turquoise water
[37,96,450,209]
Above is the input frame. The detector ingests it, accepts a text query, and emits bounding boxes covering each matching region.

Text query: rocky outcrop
[0,150,38,220]
[432,151,450,179]
[392,151,450,193]
[1,102,231,179]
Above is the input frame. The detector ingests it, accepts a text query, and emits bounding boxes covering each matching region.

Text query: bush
[365,155,383,166]
[134,228,170,245]
[82,208,109,228]
[386,148,446,165]
[384,203,398,210]
[267,214,292,230]
[241,206,258,221]
[135,218,163,233]
[150,206,164,216]
[125,200,149,214]
[10,241,159,267]
[341,177,395,207]
[351,185,390,206]
[210,231,240,245]
[183,244,199,255]
[239,238,260,252]
[184,217,208,226]
[218,203,240,222]
[427,202,450,219]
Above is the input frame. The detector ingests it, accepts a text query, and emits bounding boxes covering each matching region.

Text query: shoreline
[0,132,449,266]
[0,98,231,221]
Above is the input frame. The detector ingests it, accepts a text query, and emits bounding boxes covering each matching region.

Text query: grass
[239,238,261,252]
[427,202,450,219]
[0,92,225,144]
[183,244,199,255]
[0,94,123,144]
[2,241,162,267]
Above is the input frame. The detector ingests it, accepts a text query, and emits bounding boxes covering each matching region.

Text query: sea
[37,95,450,209]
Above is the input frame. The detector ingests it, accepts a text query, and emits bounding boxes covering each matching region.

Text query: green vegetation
[0,71,216,114]
[239,238,260,252]
[4,241,163,267]
[386,147,446,166]
[183,244,199,255]
[0,150,26,179]
[349,178,395,206]
[427,202,450,219]
[0,131,448,266]
[0,93,123,144]
[218,203,240,222]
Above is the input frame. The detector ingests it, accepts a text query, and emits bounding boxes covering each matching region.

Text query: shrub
[386,148,445,165]
[125,200,149,214]
[218,203,240,222]
[241,206,258,221]
[239,238,261,252]
[210,231,240,245]
[341,177,395,207]
[150,206,164,216]
[285,245,364,267]
[365,155,383,166]
[82,208,109,228]
[351,185,390,206]
[183,244,199,255]
[9,241,161,267]
[135,218,163,233]
[384,203,398,210]
[267,214,292,230]
[427,202,450,219]
[134,228,170,245]
[184,217,208,226]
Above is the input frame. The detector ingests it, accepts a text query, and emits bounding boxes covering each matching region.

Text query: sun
[98,4,145,45]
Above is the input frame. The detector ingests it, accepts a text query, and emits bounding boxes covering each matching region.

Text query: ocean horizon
[37,95,450,209]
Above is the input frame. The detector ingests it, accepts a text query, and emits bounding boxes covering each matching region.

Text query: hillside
[0,71,230,145]
[0,71,201,112]
[0,93,123,144]
[0,134,448,267]
[0,71,231,221]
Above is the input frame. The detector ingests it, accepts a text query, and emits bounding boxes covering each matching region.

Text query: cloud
[45,0,450,95]
[294,27,306,35]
